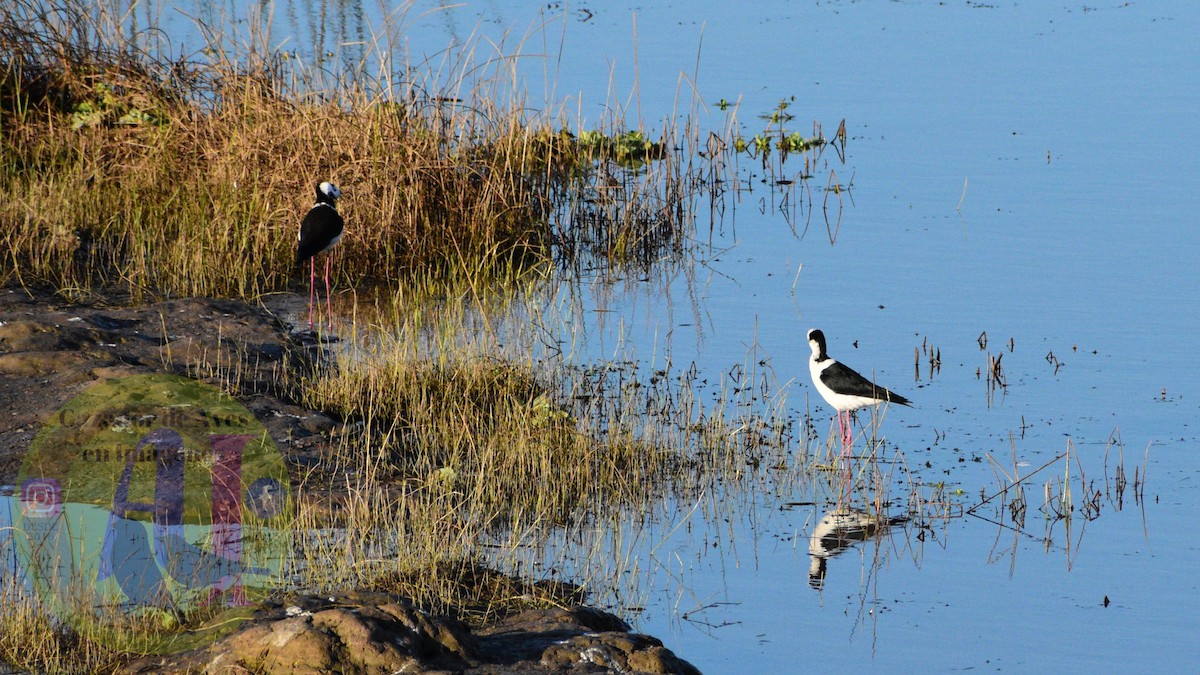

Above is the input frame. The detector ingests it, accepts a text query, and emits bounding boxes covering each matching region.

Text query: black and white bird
[807,328,911,450]
[296,182,343,328]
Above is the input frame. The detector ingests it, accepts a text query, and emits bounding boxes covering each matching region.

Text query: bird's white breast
[809,358,882,413]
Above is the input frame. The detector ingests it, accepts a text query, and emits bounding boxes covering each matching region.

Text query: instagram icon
[20,478,62,519]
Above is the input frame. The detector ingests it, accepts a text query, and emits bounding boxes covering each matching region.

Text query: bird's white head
[317,182,341,203]
[807,329,828,361]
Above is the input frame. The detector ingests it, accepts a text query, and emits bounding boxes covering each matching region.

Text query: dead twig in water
[967,450,1070,515]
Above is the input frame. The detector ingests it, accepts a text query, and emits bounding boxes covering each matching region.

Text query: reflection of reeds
[914,335,941,382]
[1044,349,1064,374]
[272,301,808,621]
[971,431,1147,570]
[974,331,1015,407]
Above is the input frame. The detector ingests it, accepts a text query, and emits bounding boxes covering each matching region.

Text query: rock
[121,595,700,675]
[0,319,98,353]
[119,593,477,674]
[0,350,90,377]
[541,632,701,675]
[299,412,337,435]
[475,606,700,674]
[217,616,340,674]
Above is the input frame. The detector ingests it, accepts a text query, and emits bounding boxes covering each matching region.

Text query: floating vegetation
[66,82,167,129]
[732,98,830,167]
[577,129,669,170]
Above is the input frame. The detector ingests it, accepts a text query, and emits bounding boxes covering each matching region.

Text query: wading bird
[296,182,343,328]
[807,328,911,452]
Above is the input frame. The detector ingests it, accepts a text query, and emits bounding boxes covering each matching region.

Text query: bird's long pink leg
[324,254,333,327]
[837,411,851,496]
[308,257,316,329]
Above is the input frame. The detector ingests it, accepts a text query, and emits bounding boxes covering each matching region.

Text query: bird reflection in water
[808,507,908,591]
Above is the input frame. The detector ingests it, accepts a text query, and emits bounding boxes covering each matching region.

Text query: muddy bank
[0,286,699,674]
[0,287,328,485]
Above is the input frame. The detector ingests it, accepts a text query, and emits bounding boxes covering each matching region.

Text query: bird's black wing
[296,207,344,263]
[820,361,912,406]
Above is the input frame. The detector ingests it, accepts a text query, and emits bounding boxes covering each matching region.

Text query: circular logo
[15,374,292,653]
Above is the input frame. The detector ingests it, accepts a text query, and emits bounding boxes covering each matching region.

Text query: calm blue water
[24,1,1200,671]
[419,2,1200,672]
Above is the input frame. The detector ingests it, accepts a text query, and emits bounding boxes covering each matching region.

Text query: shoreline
[0,286,700,674]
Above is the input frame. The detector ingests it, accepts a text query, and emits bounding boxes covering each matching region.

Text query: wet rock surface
[0,286,700,674]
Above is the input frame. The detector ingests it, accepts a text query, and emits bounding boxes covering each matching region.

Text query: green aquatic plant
[782,131,824,153]
[577,128,668,169]
[724,96,832,170]
[758,97,796,124]
[753,133,773,155]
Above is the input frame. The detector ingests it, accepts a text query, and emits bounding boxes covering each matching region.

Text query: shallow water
[22,1,1200,671]
[390,2,1200,671]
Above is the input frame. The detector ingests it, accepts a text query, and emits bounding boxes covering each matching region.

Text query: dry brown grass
[0,0,675,301]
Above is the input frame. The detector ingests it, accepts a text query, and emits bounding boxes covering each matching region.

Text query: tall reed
[0,0,696,301]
